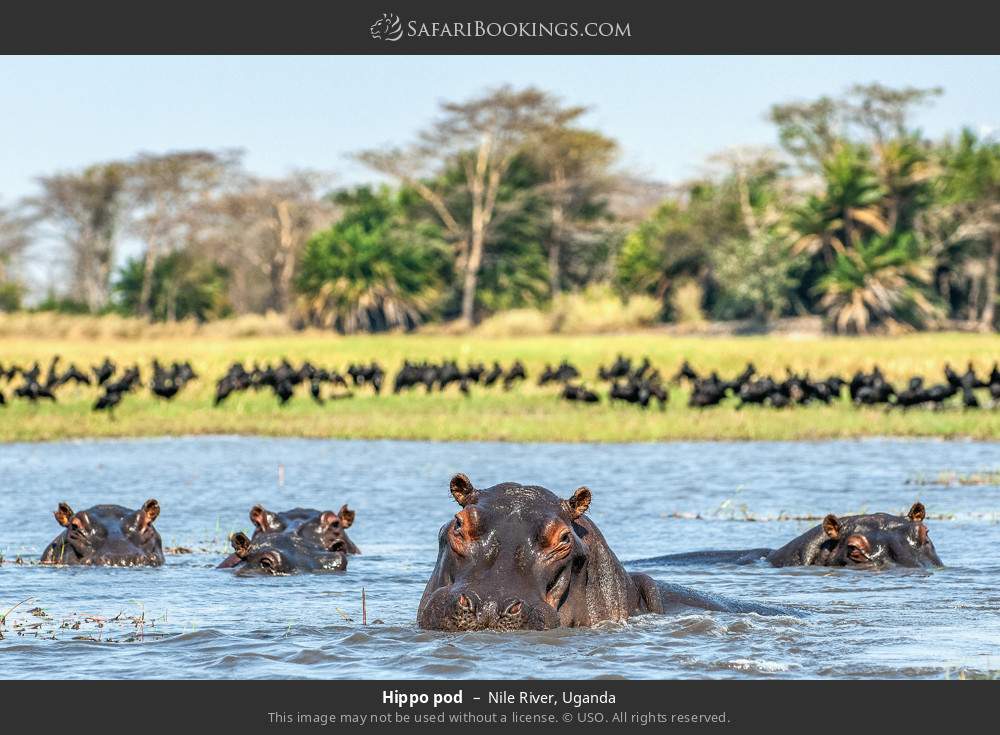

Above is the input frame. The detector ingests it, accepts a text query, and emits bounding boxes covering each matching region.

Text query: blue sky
[2,55,999,205]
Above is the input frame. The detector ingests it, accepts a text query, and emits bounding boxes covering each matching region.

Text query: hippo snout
[419,586,558,631]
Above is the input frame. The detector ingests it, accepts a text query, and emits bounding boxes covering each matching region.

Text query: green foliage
[0,281,24,312]
[816,233,941,334]
[295,187,451,332]
[34,294,93,314]
[114,251,230,322]
[614,200,711,313]
[790,143,886,257]
[476,161,551,313]
[711,230,805,322]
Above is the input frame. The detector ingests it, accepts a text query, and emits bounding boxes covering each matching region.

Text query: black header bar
[2,1,1000,54]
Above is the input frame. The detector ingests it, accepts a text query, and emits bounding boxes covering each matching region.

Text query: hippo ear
[140,499,160,527]
[230,532,251,558]
[564,486,592,519]
[907,502,926,523]
[250,505,268,532]
[338,504,355,529]
[822,514,841,540]
[450,473,477,507]
[54,502,74,528]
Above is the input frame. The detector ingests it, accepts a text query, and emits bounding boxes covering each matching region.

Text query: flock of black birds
[675,359,1000,410]
[2,353,999,413]
[213,358,531,405]
[0,357,198,413]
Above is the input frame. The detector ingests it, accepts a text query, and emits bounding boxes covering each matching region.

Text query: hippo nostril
[457,594,474,612]
[505,601,523,617]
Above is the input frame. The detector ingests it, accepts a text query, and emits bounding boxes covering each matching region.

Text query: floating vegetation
[0,601,165,643]
[907,471,1000,487]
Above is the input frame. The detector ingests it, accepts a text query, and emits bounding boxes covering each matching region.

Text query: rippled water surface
[1,436,998,679]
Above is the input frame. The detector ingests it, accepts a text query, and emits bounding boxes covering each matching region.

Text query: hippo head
[227,531,348,576]
[820,503,942,568]
[41,500,164,567]
[418,473,617,632]
[249,504,360,554]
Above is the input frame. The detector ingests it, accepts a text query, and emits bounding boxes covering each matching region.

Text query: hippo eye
[258,552,281,573]
[70,517,85,532]
[559,531,571,545]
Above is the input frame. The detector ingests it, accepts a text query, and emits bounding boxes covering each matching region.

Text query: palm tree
[816,233,941,334]
[294,188,450,333]
[790,143,888,263]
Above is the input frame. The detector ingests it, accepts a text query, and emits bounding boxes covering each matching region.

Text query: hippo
[40,500,164,567]
[249,504,360,554]
[417,474,796,631]
[223,531,348,576]
[629,503,942,569]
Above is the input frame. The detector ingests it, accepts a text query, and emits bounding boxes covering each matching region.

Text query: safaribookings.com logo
[370,13,404,41]
[370,14,631,42]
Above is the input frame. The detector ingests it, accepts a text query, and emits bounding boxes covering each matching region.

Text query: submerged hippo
[224,531,348,575]
[249,504,360,554]
[629,503,942,569]
[41,500,164,567]
[217,503,358,573]
[417,474,796,631]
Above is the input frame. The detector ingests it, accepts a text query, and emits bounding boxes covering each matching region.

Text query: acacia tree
[127,150,240,318]
[356,86,569,324]
[33,162,129,311]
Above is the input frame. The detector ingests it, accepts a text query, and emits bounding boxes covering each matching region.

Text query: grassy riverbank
[1,332,999,442]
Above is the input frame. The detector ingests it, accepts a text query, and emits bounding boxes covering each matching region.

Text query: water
[1,436,998,679]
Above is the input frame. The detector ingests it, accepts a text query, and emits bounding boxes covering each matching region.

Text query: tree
[528,116,618,295]
[616,149,800,323]
[816,233,940,334]
[113,250,230,322]
[0,201,32,311]
[769,84,941,172]
[932,129,1000,331]
[128,150,240,318]
[188,171,335,314]
[773,84,942,314]
[295,187,450,333]
[32,162,129,311]
[614,198,708,314]
[356,86,570,324]
[789,142,887,262]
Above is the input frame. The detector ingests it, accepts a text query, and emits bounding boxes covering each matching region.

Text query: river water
[1,436,997,679]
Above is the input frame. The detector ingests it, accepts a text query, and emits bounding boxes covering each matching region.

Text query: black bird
[671,360,699,385]
[309,379,325,404]
[93,388,124,414]
[561,383,600,403]
[92,358,116,386]
[962,386,980,409]
[482,362,504,387]
[275,379,295,405]
[503,361,527,391]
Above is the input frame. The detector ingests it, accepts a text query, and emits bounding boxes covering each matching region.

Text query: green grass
[2,331,1000,443]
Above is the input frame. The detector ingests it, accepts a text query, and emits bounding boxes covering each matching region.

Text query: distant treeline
[1,83,998,335]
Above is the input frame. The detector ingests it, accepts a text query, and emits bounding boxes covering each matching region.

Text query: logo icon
[370,12,403,42]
